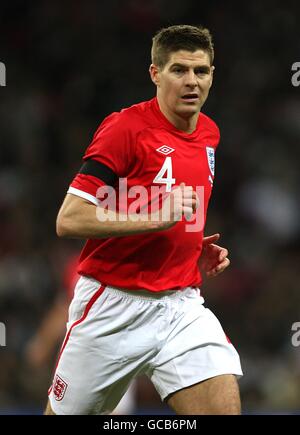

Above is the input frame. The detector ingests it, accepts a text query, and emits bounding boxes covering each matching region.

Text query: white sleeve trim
[67,187,99,206]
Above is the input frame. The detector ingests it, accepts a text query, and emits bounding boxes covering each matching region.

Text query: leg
[44,400,56,415]
[46,279,153,414]
[166,374,241,415]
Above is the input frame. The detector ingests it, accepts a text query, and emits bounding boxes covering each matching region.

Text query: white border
[67,187,99,206]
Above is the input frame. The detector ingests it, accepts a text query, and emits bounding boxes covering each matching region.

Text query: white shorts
[48,276,243,415]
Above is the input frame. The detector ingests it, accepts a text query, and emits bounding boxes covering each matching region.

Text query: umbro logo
[156,145,175,155]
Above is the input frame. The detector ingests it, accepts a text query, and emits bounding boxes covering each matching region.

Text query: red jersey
[62,253,80,301]
[68,97,220,291]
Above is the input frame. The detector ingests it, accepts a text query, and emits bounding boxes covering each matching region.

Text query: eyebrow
[169,63,211,72]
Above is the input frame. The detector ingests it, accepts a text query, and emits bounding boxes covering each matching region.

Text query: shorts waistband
[105,285,200,302]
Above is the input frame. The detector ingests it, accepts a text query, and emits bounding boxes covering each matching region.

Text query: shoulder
[83,100,154,170]
[95,99,153,138]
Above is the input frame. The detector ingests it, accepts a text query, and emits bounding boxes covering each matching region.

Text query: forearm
[56,194,165,239]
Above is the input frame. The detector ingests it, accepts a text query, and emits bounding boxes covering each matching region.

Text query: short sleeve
[68,111,135,204]
[83,112,135,177]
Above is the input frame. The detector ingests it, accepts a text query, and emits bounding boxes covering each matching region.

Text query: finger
[182,198,197,208]
[206,258,230,277]
[214,258,230,274]
[194,192,200,210]
[218,248,228,262]
[192,199,198,212]
[206,244,227,258]
[190,190,200,211]
[182,186,194,197]
[202,233,220,246]
[182,206,194,221]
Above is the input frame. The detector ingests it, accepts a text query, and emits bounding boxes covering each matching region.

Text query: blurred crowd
[0,0,299,414]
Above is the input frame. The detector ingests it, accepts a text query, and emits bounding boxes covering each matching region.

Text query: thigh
[167,374,241,415]
[149,296,243,403]
[48,281,134,414]
[48,279,160,414]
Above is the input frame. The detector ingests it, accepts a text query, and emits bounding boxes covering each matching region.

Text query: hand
[159,183,199,229]
[199,233,230,278]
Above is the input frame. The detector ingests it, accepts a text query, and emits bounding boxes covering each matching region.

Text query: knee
[222,378,241,415]
[225,397,241,415]
[44,400,56,415]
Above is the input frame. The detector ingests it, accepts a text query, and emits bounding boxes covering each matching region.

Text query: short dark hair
[151,24,214,69]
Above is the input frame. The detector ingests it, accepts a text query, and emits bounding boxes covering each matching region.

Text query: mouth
[181,93,199,103]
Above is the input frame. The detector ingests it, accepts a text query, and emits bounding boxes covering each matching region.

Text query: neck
[157,96,199,134]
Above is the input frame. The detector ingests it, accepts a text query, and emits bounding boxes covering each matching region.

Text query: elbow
[56,196,88,239]
[56,214,72,238]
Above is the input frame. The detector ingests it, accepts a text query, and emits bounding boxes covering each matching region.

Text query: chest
[129,128,216,193]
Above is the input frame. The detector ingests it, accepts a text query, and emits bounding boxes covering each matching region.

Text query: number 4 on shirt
[153,157,176,192]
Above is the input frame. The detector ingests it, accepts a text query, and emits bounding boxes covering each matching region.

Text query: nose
[185,70,198,88]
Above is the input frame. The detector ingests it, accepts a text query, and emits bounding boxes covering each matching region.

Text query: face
[150,50,214,121]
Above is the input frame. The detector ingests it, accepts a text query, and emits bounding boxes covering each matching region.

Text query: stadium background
[0,0,299,414]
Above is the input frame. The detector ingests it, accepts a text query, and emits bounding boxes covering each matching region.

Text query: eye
[172,67,184,75]
[195,68,209,76]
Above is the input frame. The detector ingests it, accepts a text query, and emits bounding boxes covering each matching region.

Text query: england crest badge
[53,374,68,401]
[206,146,215,176]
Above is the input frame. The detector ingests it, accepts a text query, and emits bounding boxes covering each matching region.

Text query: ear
[209,65,215,88]
[149,64,160,87]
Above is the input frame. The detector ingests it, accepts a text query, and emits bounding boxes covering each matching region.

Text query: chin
[178,107,199,118]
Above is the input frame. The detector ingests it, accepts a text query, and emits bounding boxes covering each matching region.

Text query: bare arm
[56,193,165,238]
[24,296,69,369]
[56,185,198,239]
